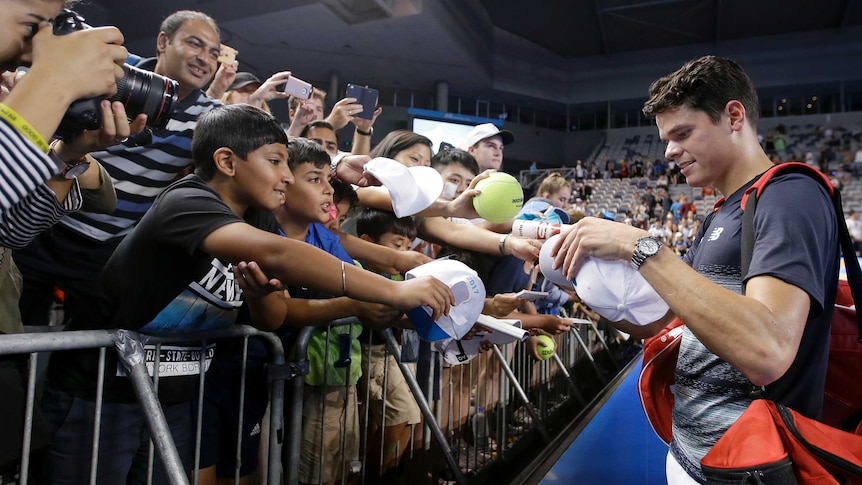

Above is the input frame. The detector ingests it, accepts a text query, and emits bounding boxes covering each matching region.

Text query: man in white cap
[459,122,515,172]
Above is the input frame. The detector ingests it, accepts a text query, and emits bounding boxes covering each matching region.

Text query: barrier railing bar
[149,341,163,485]
[284,326,314,485]
[550,352,588,408]
[114,331,189,485]
[90,346,107,485]
[568,326,608,385]
[19,353,38,485]
[490,345,549,442]
[192,339,207,485]
[381,329,467,485]
[234,336,249,485]
[572,317,620,370]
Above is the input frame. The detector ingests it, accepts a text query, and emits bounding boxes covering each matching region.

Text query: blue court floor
[541,359,669,484]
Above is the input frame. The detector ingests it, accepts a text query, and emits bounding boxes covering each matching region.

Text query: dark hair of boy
[287,136,330,171]
[431,148,479,176]
[642,55,760,128]
[192,104,289,181]
[369,130,432,159]
[355,208,417,242]
[331,179,358,206]
[299,119,336,138]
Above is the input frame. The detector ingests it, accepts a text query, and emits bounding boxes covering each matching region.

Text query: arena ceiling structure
[77,0,862,112]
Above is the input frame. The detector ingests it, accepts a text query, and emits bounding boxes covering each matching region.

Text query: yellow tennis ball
[536,334,555,360]
[472,172,524,223]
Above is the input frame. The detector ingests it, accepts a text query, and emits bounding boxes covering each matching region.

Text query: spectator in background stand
[656,171,669,190]
[653,158,665,179]
[853,145,862,178]
[643,186,657,220]
[578,180,593,202]
[575,160,585,182]
[658,187,672,222]
[589,161,599,179]
[633,157,645,178]
[603,160,613,179]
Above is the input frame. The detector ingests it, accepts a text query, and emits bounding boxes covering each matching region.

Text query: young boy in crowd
[276,138,402,485]
[41,104,453,484]
[327,179,360,233]
[354,208,423,484]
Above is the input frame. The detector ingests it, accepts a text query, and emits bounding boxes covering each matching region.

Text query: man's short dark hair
[642,55,760,129]
[160,10,219,41]
[287,136,330,171]
[192,104,288,181]
[299,120,336,139]
[355,208,417,242]
[431,148,479,176]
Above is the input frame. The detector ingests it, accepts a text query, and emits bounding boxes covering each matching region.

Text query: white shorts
[666,450,701,485]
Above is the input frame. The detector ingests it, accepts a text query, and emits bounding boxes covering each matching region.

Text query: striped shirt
[0,118,58,211]
[59,81,221,242]
[0,182,82,248]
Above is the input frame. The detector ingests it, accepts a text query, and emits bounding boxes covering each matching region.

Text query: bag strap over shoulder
[739,162,862,342]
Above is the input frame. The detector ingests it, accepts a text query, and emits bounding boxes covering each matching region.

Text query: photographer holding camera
[0,0,143,480]
[15,10,224,329]
[0,1,133,214]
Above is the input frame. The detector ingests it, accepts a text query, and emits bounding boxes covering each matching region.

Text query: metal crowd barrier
[2,312,628,485]
[0,325,286,485]
[292,312,627,485]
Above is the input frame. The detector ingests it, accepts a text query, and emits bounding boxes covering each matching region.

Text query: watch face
[63,161,90,179]
[640,238,660,255]
[643,239,658,254]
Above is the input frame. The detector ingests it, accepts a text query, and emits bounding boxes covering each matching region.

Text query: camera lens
[110,65,178,130]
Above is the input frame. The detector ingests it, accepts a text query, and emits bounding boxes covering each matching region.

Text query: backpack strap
[740,162,862,343]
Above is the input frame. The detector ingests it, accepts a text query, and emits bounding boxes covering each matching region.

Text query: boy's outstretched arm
[233,261,288,331]
[202,222,454,319]
[337,232,431,274]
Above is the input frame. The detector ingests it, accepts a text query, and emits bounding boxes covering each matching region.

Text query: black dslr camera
[52,10,178,140]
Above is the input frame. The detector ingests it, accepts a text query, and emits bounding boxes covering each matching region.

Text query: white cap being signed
[575,258,669,326]
[363,157,444,218]
[538,234,575,289]
[405,259,486,341]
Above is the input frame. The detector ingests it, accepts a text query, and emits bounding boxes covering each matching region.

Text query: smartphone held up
[217,44,238,65]
[346,83,379,120]
[283,76,313,100]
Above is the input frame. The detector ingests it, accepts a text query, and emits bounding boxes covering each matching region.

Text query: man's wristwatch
[631,236,663,270]
[49,140,90,180]
[60,159,91,179]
